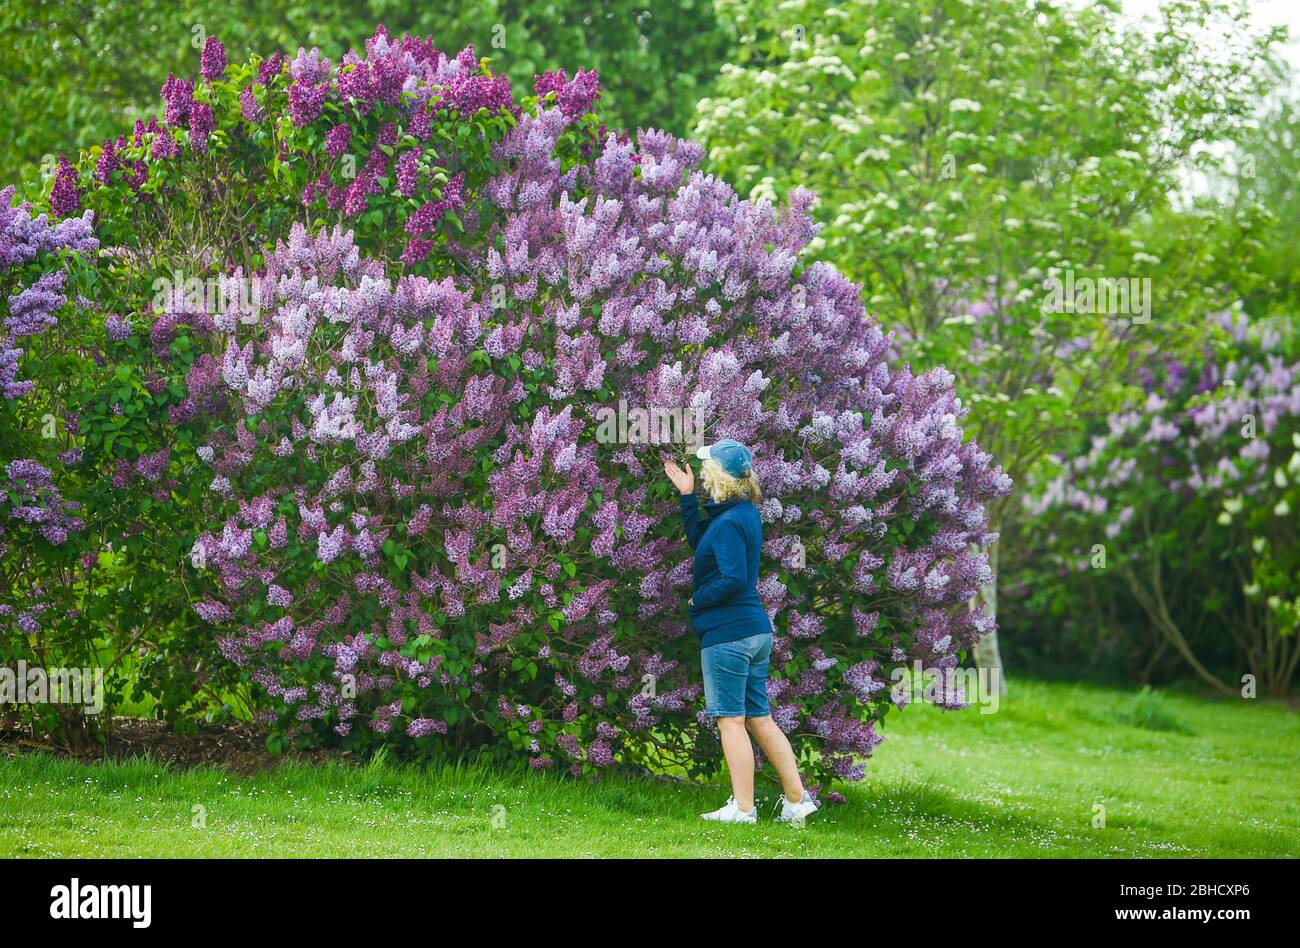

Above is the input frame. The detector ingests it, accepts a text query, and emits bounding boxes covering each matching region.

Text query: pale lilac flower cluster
[239,85,264,124]
[2,459,84,546]
[1,186,98,398]
[105,313,132,341]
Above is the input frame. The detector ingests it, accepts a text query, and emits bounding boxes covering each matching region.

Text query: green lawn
[1,679,1296,857]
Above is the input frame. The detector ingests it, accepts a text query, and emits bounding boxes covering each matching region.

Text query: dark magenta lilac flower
[199,36,226,81]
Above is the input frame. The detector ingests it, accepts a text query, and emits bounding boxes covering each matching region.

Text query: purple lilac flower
[105,314,131,341]
[189,103,215,154]
[395,150,420,196]
[256,51,286,85]
[325,123,352,157]
[406,718,447,737]
[200,36,226,81]
[535,68,602,118]
[288,81,327,127]
[5,271,66,337]
[160,73,194,127]
[240,85,265,123]
[49,156,81,216]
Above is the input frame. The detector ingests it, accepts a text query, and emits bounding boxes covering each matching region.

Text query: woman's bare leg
[746,715,805,803]
[716,716,755,811]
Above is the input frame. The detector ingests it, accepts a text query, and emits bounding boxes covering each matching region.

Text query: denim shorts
[700,632,772,719]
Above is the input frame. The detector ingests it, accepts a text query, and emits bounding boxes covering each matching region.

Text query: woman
[663,439,819,826]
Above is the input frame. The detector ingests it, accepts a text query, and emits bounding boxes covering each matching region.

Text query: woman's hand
[663,458,695,495]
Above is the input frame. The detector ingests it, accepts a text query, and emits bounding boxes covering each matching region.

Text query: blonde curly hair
[699,458,762,505]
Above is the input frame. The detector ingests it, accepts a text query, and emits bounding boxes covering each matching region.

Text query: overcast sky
[1120,0,1300,71]
[1114,1,1296,198]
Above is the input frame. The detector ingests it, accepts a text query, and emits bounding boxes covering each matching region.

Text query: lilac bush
[9,25,1009,781]
[192,100,1009,780]
[1016,310,1300,694]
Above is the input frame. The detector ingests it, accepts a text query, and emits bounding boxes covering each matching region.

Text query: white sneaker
[701,796,757,824]
[773,790,820,827]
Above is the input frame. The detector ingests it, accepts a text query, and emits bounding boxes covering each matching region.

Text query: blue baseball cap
[695,439,753,478]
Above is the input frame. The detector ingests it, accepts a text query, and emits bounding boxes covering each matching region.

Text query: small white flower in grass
[949,98,981,112]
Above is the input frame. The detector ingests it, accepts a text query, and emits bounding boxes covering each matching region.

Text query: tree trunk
[972,539,1008,696]
[1117,562,1234,696]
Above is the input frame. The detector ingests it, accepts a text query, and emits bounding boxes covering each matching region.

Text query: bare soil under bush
[0,718,349,775]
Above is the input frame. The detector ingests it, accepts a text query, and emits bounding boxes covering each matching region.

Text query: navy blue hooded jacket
[679,493,773,648]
